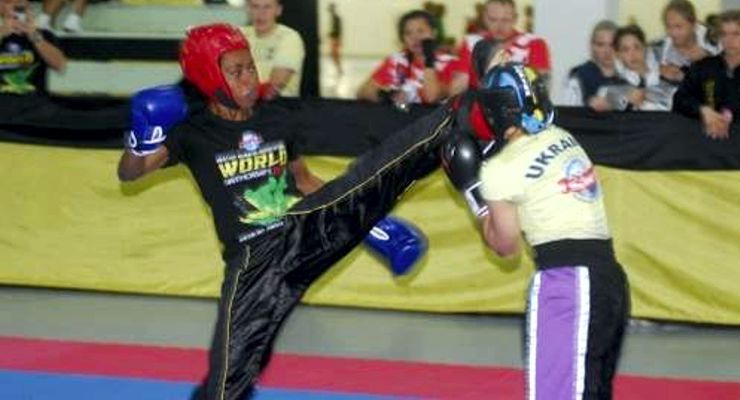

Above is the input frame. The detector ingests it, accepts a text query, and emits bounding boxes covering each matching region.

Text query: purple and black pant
[526,239,630,400]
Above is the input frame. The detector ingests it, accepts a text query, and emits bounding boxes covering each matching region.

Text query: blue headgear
[478,62,554,135]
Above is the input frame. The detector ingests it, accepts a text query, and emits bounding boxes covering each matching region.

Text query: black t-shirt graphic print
[164,105,301,260]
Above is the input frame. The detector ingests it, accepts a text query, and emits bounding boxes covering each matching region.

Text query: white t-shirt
[479,125,610,246]
[242,24,305,97]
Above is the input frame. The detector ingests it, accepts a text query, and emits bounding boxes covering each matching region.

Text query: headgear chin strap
[478,62,555,135]
[179,23,251,109]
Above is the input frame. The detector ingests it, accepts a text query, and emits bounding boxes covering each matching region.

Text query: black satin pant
[192,106,453,400]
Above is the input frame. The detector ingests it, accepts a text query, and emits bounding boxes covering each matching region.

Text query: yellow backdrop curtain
[1,142,739,324]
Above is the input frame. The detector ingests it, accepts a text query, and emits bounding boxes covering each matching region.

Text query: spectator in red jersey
[357,10,458,108]
[451,0,551,93]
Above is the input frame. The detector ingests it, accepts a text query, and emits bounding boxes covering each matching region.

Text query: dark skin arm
[117,147,169,182]
[289,157,324,195]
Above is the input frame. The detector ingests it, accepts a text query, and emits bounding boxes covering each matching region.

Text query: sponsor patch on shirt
[558,157,599,202]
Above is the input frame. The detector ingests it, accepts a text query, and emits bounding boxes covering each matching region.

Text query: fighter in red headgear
[179,23,252,108]
[118,21,457,400]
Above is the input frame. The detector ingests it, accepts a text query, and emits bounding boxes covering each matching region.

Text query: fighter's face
[483,2,517,40]
[720,21,740,58]
[220,49,259,110]
[664,10,695,47]
[616,34,646,72]
[591,29,615,68]
[402,17,436,57]
[248,0,281,35]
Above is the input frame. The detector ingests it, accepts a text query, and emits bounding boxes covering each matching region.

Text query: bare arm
[420,67,447,103]
[289,157,324,196]
[21,12,66,72]
[268,67,295,93]
[448,71,469,97]
[29,32,66,72]
[356,77,384,102]
[117,147,169,182]
[479,200,521,258]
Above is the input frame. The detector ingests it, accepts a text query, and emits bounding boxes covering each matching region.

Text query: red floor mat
[1,336,738,399]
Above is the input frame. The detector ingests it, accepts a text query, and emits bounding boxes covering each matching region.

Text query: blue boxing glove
[125,85,188,156]
[364,216,428,276]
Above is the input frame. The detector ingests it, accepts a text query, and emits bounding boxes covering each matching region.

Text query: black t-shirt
[0,30,57,95]
[164,104,303,260]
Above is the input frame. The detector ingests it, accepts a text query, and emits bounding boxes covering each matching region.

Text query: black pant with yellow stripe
[192,106,453,400]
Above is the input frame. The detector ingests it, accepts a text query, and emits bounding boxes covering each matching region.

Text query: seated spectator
[452,0,551,92]
[241,0,304,100]
[356,10,457,108]
[606,25,675,111]
[705,13,721,47]
[653,0,719,85]
[36,0,87,33]
[1,0,66,95]
[465,2,485,35]
[673,10,740,140]
[563,20,624,110]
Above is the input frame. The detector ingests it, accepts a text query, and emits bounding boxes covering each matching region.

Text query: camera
[14,5,27,23]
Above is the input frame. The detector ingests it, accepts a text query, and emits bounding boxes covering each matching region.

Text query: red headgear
[179,23,250,107]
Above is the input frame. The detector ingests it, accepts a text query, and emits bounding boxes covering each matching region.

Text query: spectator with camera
[0,0,66,95]
[357,10,458,109]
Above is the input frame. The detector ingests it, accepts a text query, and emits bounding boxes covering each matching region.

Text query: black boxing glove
[440,131,489,218]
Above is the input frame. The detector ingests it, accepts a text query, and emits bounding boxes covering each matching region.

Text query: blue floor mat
[0,370,405,400]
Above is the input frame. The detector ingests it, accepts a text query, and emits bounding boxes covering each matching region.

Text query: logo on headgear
[558,157,599,202]
[239,131,262,151]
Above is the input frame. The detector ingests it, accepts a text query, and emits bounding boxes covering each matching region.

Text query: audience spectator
[523,4,533,33]
[1,0,66,95]
[242,0,304,100]
[356,10,457,108]
[465,2,485,35]
[673,9,740,140]
[705,13,721,47]
[36,0,86,33]
[653,0,719,85]
[424,2,456,54]
[452,0,551,92]
[563,20,624,110]
[608,25,675,111]
[327,2,342,75]
[423,2,446,45]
